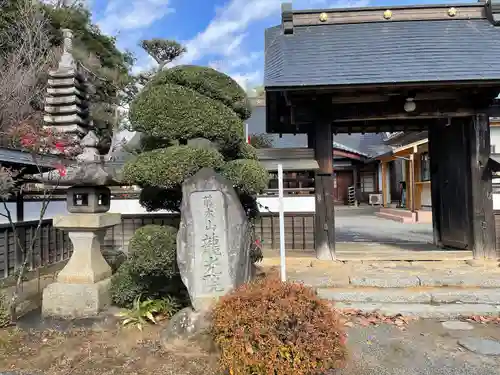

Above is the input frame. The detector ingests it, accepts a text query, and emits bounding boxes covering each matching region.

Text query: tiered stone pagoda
[40,29,121,319]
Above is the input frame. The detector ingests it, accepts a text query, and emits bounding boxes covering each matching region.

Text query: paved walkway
[335,206,433,244]
[341,320,500,375]
[306,206,473,260]
[261,256,500,288]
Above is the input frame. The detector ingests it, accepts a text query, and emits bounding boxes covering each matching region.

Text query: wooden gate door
[334,170,353,204]
[428,120,471,249]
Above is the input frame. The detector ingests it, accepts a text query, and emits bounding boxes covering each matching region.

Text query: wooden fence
[0,212,315,279]
[101,212,315,252]
[0,219,72,279]
[2,211,500,278]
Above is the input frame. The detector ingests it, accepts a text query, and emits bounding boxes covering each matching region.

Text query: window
[492,145,497,154]
[360,171,375,193]
[420,152,430,181]
[266,171,314,195]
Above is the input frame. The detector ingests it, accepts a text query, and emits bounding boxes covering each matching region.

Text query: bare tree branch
[0,0,57,132]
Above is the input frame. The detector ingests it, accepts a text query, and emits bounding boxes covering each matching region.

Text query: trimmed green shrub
[222,159,270,195]
[110,224,184,308]
[129,83,244,144]
[139,186,183,213]
[123,145,225,188]
[237,142,258,160]
[149,65,252,120]
[110,261,147,307]
[127,224,178,278]
[218,142,258,163]
[211,276,348,375]
[102,249,127,273]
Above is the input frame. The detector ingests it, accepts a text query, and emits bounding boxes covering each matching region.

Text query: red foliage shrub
[211,276,347,375]
[8,122,81,156]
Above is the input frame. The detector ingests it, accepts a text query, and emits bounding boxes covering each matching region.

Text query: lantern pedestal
[42,212,121,318]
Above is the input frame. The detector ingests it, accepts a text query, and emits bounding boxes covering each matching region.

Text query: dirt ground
[1,308,500,375]
[0,318,220,375]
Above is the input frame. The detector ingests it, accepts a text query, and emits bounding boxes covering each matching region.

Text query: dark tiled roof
[333,133,391,158]
[265,19,500,87]
[384,131,428,146]
[246,107,390,157]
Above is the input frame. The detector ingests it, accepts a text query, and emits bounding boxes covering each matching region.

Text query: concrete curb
[317,288,500,305]
[333,302,500,319]
[349,275,500,288]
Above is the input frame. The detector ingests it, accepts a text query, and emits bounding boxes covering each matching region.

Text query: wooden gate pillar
[428,124,443,247]
[429,115,496,258]
[469,114,496,259]
[313,118,335,260]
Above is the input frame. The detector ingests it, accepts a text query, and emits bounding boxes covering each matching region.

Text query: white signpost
[278,163,286,282]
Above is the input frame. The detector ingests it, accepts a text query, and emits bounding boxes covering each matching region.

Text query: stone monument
[177,168,253,311]
[39,29,121,318]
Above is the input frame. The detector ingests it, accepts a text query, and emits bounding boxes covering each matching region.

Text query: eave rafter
[267,86,499,134]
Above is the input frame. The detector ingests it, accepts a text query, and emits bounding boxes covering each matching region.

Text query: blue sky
[85,0,470,91]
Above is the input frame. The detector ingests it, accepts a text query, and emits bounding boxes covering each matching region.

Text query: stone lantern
[36,29,121,318]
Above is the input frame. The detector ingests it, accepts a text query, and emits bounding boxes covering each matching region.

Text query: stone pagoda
[40,29,121,319]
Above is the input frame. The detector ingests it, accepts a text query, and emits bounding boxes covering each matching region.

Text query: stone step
[317,288,500,305]
[288,271,498,288]
[375,211,415,223]
[379,208,414,218]
[416,210,433,224]
[348,273,500,288]
[332,302,500,319]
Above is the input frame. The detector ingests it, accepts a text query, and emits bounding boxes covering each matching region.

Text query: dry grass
[0,321,219,375]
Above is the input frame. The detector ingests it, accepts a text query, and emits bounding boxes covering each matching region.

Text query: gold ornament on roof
[383,9,393,20]
[319,12,328,22]
[448,7,457,17]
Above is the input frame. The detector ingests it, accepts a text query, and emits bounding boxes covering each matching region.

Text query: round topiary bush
[237,142,258,160]
[110,261,148,307]
[123,145,225,188]
[221,159,270,195]
[129,83,244,145]
[110,224,182,307]
[127,224,178,277]
[149,65,252,120]
[211,276,347,375]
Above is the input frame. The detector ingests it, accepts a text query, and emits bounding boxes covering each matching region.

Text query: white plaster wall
[492,128,500,210]
[494,194,500,210]
[109,197,316,215]
[0,197,317,224]
[256,196,315,213]
[490,127,500,151]
[377,163,382,192]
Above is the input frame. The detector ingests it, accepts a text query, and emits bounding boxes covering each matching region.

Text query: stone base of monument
[160,306,216,351]
[42,213,121,319]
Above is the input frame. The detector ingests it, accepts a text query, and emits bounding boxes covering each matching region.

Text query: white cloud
[209,52,261,72]
[231,71,263,91]
[97,0,174,36]
[177,0,284,66]
[131,54,157,75]
[177,0,371,88]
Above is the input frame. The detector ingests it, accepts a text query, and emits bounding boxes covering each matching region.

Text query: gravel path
[342,320,500,375]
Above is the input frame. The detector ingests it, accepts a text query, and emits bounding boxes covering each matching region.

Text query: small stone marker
[442,321,474,331]
[177,168,252,311]
[458,338,500,356]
